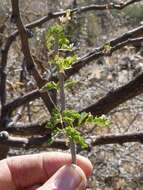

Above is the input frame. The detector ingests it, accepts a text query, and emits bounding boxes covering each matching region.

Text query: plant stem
[70,138,77,164]
[59,72,65,112]
[59,71,76,164]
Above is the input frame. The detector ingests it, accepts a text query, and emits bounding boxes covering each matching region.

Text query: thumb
[38,165,87,190]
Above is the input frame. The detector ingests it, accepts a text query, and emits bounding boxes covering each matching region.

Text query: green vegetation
[41,16,110,159]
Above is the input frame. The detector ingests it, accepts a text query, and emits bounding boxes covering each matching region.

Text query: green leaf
[93,115,110,127]
[48,24,64,37]
[63,109,80,126]
[63,116,73,126]
[78,112,89,127]
[59,38,70,48]
[41,81,58,92]
[103,43,112,54]
[86,113,110,127]
[86,113,94,123]
[65,80,78,89]
[46,35,55,50]
[46,24,71,51]
[47,138,54,145]
[63,109,80,120]
[65,126,88,149]
[46,109,61,129]
[54,54,77,71]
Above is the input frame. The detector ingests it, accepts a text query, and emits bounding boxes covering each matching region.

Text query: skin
[0,152,93,190]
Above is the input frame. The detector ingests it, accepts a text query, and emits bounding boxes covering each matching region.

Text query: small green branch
[59,71,76,164]
[45,22,110,166]
[59,72,65,112]
[70,138,76,164]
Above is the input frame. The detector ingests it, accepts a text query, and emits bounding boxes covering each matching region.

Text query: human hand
[0,152,92,190]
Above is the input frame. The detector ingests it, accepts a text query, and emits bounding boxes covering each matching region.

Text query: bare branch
[0,121,49,136]
[92,131,143,146]
[0,34,16,108]
[65,29,143,78]
[81,72,143,116]
[1,130,143,150]
[10,0,55,114]
[0,131,67,149]
[0,118,69,138]
[14,0,143,30]
[2,89,40,117]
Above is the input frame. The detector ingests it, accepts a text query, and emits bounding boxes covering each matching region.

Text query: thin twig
[1,131,143,149]
[59,71,77,164]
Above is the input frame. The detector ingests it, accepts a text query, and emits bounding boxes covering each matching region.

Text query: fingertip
[77,155,93,177]
[42,152,93,177]
[38,164,87,190]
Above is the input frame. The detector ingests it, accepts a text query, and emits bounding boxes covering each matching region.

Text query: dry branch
[1,90,40,118]
[92,132,143,146]
[0,121,49,136]
[12,0,143,30]
[1,131,143,150]
[65,29,143,78]
[82,72,143,116]
[0,131,66,149]
[11,0,55,115]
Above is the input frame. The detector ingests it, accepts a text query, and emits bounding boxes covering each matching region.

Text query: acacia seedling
[42,12,110,164]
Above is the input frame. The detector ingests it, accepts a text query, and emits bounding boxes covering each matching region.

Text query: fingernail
[43,165,87,190]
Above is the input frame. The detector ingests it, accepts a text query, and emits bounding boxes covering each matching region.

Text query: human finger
[37,164,87,190]
[2,152,92,189]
